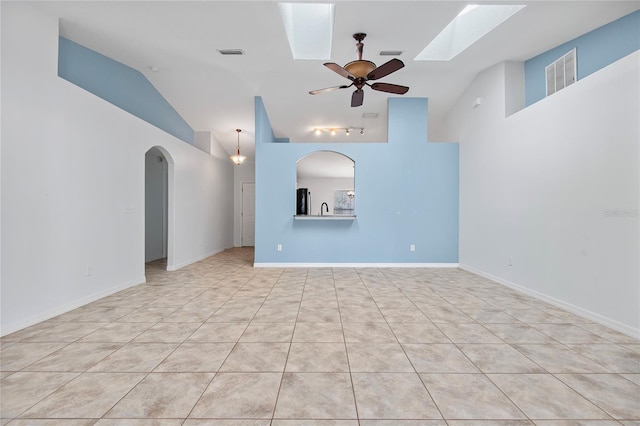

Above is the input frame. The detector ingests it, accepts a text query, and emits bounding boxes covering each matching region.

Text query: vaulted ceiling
[31,1,639,160]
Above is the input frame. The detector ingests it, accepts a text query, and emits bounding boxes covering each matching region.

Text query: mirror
[296,151,355,216]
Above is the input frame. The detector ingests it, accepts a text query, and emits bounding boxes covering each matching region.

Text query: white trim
[254,262,459,268]
[0,276,146,337]
[167,247,229,271]
[459,263,640,340]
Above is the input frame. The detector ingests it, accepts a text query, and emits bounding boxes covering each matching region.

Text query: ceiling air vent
[379,50,403,56]
[218,49,245,55]
[545,48,576,97]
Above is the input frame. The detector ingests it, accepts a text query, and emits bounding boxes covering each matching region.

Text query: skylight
[279,3,335,60]
[415,4,525,61]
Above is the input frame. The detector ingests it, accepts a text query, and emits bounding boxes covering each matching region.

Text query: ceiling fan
[309,33,409,107]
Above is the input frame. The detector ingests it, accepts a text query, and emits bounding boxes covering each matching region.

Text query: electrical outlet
[86,266,93,276]
[410,244,416,252]
[277,244,283,252]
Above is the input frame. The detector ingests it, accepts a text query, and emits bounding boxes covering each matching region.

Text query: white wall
[233,161,255,247]
[1,2,234,335]
[445,54,639,337]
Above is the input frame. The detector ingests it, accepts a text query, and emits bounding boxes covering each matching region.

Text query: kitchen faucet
[321,202,329,216]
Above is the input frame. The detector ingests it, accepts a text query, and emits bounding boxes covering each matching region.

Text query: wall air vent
[218,49,245,55]
[545,48,576,97]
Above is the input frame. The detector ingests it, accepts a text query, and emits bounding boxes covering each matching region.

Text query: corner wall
[1,2,234,335]
[445,54,639,336]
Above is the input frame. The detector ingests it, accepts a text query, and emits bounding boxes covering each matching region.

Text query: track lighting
[313,127,365,136]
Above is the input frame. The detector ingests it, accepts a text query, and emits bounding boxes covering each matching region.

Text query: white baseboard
[167,247,228,271]
[1,276,146,337]
[459,263,640,340]
[254,262,459,268]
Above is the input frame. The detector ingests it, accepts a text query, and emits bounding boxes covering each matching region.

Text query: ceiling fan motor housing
[344,60,376,78]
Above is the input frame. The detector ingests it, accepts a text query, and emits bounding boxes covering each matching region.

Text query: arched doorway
[144,146,173,270]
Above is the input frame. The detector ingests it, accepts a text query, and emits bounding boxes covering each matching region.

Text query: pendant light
[230,128,247,165]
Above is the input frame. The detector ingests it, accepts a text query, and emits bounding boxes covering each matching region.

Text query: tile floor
[2,247,639,425]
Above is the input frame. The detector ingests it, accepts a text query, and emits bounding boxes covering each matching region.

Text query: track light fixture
[313,127,365,136]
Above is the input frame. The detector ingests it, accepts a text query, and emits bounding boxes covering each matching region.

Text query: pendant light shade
[230,128,247,165]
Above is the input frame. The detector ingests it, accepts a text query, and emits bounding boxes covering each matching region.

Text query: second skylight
[415,4,525,61]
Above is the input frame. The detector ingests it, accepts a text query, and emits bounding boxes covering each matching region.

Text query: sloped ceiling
[31,1,640,160]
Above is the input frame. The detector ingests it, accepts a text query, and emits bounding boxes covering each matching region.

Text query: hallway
[1,248,639,424]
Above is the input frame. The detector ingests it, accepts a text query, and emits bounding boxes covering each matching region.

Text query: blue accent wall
[254,96,459,264]
[58,37,195,144]
[525,10,640,106]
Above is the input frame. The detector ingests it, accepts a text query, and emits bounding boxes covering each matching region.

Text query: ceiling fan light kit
[309,33,409,107]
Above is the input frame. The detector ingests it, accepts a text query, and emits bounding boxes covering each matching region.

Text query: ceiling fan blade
[370,82,409,95]
[324,62,355,80]
[309,85,350,95]
[351,89,364,107]
[366,58,405,80]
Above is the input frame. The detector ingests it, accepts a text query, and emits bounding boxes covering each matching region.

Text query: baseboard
[459,263,640,340]
[1,276,146,337]
[167,247,228,271]
[254,262,460,268]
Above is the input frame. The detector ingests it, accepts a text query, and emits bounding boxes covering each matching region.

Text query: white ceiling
[31,1,639,160]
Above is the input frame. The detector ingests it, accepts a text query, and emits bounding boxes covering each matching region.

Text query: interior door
[241,182,255,246]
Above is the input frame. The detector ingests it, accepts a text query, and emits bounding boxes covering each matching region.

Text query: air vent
[362,112,379,118]
[218,49,245,55]
[379,50,403,56]
[545,49,576,97]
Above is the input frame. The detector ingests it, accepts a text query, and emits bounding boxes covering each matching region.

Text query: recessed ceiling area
[31,1,640,160]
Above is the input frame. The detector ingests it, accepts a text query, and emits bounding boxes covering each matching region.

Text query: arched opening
[144,146,174,270]
[296,151,355,216]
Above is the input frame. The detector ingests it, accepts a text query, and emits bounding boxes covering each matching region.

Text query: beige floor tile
[531,324,610,344]
[186,322,249,342]
[272,421,359,426]
[352,372,441,419]
[219,343,289,372]
[445,422,533,426]
[274,372,357,419]
[483,324,558,344]
[239,322,295,342]
[458,344,545,373]
[622,373,640,385]
[420,373,526,420]
[95,420,183,426]
[78,322,154,343]
[105,372,213,418]
[184,421,271,426]
[88,343,178,372]
[190,372,281,418]
[556,373,640,419]
[154,342,234,372]
[132,322,200,343]
[20,322,106,343]
[293,323,344,342]
[359,422,447,426]
[0,343,67,371]
[0,371,78,418]
[514,344,610,373]
[403,344,479,373]
[389,323,450,344]
[488,374,611,420]
[342,322,397,343]
[7,420,97,426]
[347,343,414,372]
[24,342,122,372]
[380,308,429,323]
[117,307,177,323]
[161,307,217,322]
[435,323,502,343]
[567,344,640,373]
[252,307,299,323]
[285,343,348,372]
[297,308,342,323]
[20,372,145,418]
